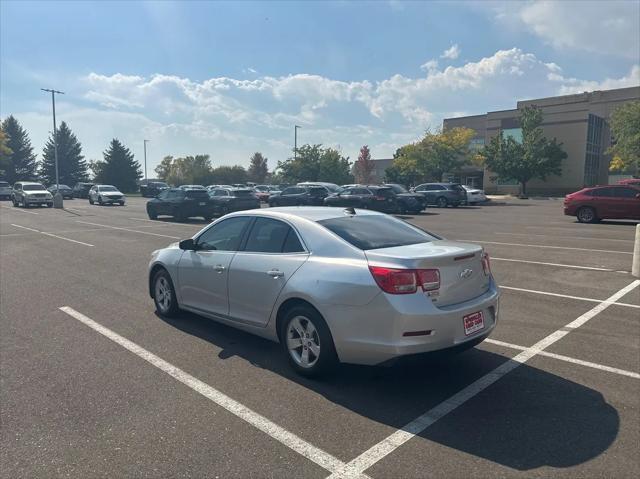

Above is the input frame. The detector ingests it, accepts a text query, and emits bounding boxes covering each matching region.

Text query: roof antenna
[344,207,356,215]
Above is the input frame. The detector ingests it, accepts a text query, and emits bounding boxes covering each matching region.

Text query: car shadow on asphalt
[157,310,619,472]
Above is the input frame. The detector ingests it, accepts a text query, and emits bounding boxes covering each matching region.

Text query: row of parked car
[0,181,129,208]
[142,182,487,222]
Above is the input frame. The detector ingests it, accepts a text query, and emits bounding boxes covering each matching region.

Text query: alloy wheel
[155,276,172,313]
[286,316,321,368]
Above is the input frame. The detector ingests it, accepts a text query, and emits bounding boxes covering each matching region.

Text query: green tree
[247,152,269,183]
[384,155,421,186]
[154,156,174,181]
[276,144,352,184]
[211,165,248,185]
[482,105,567,196]
[93,139,142,192]
[0,130,13,178]
[354,145,374,184]
[1,115,38,182]
[165,155,214,186]
[39,121,88,186]
[608,100,640,175]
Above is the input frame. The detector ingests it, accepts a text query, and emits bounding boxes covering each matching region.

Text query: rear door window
[614,188,639,198]
[243,218,295,253]
[318,215,439,250]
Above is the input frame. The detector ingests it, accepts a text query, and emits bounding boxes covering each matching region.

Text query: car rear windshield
[185,190,209,199]
[449,184,465,192]
[23,184,46,191]
[232,190,255,197]
[318,215,439,250]
[387,184,407,194]
[0,181,9,187]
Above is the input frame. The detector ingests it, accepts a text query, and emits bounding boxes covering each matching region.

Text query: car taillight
[369,266,440,295]
[481,252,491,276]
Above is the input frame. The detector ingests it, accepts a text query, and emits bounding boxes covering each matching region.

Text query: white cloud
[492,1,640,59]
[440,44,460,60]
[14,48,637,171]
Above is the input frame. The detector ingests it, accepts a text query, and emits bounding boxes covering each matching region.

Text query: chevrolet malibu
[148,207,500,376]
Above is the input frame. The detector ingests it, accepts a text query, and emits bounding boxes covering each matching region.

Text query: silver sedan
[148,207,500,376]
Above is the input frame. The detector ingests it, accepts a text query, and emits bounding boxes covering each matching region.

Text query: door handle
[267,269,284,278]
[214,264,226,273]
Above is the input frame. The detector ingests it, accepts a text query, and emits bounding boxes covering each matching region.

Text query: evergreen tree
[1,115,38,182]
[39,122,88,186]
[248,152,269,183]
[94,139,141,192]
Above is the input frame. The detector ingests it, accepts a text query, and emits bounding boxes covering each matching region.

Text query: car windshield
[23,184,46,191]
[318,215,439,250]
[99,186,118,192]
[185,190,209,199]
[232,190,255,197]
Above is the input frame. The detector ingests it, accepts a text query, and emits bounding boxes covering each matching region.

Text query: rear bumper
[327,281,501,365]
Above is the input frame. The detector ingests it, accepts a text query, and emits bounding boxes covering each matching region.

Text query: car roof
[16,181,44,185]
[230,206,383,222]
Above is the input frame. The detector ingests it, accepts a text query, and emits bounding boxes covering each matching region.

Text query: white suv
[88,184,126,206]
[12,182,53,208]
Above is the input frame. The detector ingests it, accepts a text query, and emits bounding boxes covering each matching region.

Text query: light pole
[294,125,301,160]
[143,139,150,181]
[41,88,65,208]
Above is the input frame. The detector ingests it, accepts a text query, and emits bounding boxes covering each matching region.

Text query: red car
[564,185,640,223]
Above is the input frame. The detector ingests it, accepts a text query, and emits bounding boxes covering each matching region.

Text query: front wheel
[280,305,338,377]
[152,269,179,317]
[436,196,448,208]
[89,198,94,205]
[98,196,104,205]
[577,206,598,223]
[12,198,18,207]
[119,201,125,206]
[147,207,158,220]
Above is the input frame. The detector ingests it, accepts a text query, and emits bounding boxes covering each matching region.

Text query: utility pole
[41,88,65,208]
[294,125,301,160]
[143,139,149,181]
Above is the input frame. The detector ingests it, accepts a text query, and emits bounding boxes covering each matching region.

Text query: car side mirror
[636,193,640,199]
[179,238,196,250]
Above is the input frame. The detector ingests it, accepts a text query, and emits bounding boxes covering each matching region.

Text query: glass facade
[584,114,604,186]
[503,128,523,143]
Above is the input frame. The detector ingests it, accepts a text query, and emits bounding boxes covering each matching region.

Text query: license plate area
[463,311,484,336]
[199,202,206,206]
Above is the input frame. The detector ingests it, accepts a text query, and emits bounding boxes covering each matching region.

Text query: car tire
[174,208,186,222]
[152,269,179,318]
[436,196,448,208]
[147,207,158,220]
[577,206,598,223]
[119,201,125,206]
[22,199,29,208]
[47,203,53,208]
[98,196,104,205]
[280,304,338,377]
[12,198,18,207]
[89,198,94,205]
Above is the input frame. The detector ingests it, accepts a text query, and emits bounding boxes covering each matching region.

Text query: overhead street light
[41,88,65,209]
[294,125,301,160]
[143,139,150,181]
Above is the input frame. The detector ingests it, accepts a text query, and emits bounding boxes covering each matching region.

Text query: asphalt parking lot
[1,197,638,478]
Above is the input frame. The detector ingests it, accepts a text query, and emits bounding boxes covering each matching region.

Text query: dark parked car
[323,186,398,213]
[209,188,260,215]
[384,183,426,213]
[412,183,466,207]
[72,182,95,199]
[268,185,329,207]
[0,181,12,200]
[146,188,214,221]
[47,184,74,199]
[140,181,169,197]
[564,185,640,223]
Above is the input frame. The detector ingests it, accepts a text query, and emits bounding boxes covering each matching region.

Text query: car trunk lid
[365,240,490,307]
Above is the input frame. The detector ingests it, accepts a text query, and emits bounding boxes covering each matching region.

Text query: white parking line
[58,306,355,476]
[10,223,94,247]
[501,285,640,309]
[484,339,640,379]
[491,257,627,273]
[326,279,640,479]
[76,221,181,239]
[457,239,632,255]
[1,205,39,215]
[496,232,634,243]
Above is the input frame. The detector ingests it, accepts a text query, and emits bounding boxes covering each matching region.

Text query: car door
[280,187,302,206]
[227,217,309,327]
[591,187,617,218]
[613,187,640,219]
[89,186,97,201]
[177,216,253,317]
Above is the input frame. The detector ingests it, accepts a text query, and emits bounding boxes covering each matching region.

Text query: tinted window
[373,188,394,197]
[23,184,46,191]
[310,187,327,196]
[387,184,407,194]
[233,190,255,198]
[318,215,439,250]
[415,185,426,192]
[283,187,303,195]
[197,217,251,251]
[592,188,615,198]
[282,230,305,253]
[449,184,465,192]
[99,186,118,192]
[244,218,293,253]
[214,190,228,196]
[615,188,639,198]
[157,190,170,200]
[169,190,185,199]
[351,188,370,195]
[185,190,209,199]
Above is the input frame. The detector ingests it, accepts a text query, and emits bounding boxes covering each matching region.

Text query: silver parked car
[12,181,53,208]
[148,207,500,376]
[88,184,126,206]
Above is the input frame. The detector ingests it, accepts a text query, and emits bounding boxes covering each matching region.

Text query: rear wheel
[98,196,104,205]
[280,305,338,377]
[174,207,186,222]
[12,197,18,207]
[152,269,179,318]
[436,196,448,208]
[577,206,598,223]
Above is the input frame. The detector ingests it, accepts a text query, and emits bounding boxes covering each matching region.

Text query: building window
[469,138,485,151]
[503,128,522,143]
[584,114,604,186]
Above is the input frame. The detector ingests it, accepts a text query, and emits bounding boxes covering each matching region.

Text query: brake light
[369,266,440,294]
[481,252,491,276]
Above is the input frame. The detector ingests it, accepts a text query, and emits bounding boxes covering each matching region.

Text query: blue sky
[1,0,639,174]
